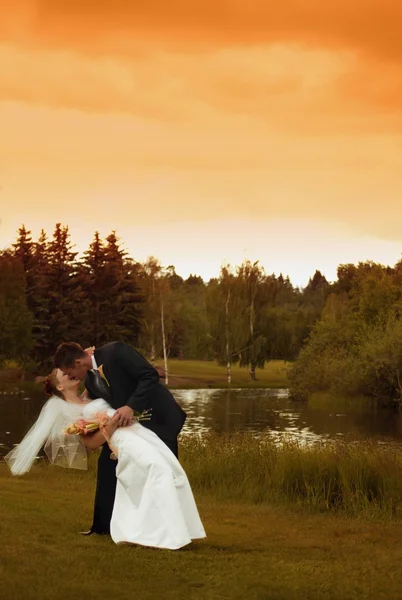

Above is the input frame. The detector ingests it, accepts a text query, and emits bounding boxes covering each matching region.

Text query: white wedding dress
[82,399,206,550]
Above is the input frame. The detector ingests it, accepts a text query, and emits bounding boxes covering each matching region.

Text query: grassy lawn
[154,359,290,388]
[0,360,290,389]
[2,463,402,600]
[3,430,402,600]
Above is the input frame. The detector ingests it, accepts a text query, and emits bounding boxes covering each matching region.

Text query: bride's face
[56,369,80,394]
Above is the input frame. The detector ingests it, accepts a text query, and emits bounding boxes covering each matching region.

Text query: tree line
[0,224,330,379]
[4,224,401,401]
[289,260,402,405]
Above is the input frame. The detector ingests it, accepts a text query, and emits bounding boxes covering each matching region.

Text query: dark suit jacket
[85,341,186,441]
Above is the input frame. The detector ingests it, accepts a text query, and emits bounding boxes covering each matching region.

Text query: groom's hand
[115,405,134,427]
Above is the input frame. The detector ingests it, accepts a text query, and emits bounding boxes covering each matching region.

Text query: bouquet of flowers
[64,409,152,436]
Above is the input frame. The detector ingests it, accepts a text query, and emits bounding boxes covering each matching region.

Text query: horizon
[2,218,402,288]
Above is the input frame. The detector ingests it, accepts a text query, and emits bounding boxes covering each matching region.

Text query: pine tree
[80,231,107,346]
[82,232,143,346]
[11,226,51,366]
[40,223,80,367]
[30,230,51,364]
[0,252,33,368]
[12,225,34,274]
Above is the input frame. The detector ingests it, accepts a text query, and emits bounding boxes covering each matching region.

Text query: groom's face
[62,358,90,381]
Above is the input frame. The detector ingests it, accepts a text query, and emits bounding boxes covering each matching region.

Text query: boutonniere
[98,364,110,387]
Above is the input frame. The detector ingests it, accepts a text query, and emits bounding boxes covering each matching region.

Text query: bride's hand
[85,346,95,356]
[104,413,120,438]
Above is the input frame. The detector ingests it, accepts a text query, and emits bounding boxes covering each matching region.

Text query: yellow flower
[98,364,110,387]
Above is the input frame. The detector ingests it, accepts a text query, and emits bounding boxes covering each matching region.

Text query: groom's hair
[54,342,87,368]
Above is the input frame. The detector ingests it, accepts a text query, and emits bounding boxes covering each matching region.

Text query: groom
[54,341,187,534]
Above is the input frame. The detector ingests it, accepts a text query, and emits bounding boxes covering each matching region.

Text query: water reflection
[176,388,402,445]
[1,386,402,457]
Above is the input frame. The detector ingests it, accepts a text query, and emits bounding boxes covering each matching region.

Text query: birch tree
[206,265,248,385]
[237,260,267,380]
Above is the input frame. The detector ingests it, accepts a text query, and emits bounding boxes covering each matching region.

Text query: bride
[5,368,206,550]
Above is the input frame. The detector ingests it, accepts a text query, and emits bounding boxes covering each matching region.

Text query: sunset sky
[1,1,402,285]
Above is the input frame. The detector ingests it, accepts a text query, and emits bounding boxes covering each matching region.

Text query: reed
[5,432,402,519]
[180,433,402,517]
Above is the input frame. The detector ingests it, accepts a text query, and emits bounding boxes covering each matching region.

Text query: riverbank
[2,459,402,600]
[0,359,290,389]
[153,359,289,388]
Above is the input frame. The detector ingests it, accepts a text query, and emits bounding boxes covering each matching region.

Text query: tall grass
[180,434,402,518]
[5,433,402,519]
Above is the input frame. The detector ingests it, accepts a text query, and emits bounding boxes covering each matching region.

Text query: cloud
[1,2,402,129]
[0,43,326,118]
[1,0,401,62]
[0,43,195,119]
[1,1,402,251]
[2,41,402,135]
[1,99,402,225]
[337,60,402,113]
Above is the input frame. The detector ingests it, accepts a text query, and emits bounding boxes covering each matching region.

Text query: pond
[1,386,402,458]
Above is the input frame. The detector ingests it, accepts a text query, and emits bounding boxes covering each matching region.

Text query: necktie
[88,369,112,402]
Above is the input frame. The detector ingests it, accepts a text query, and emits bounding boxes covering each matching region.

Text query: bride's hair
[43,369,64,400]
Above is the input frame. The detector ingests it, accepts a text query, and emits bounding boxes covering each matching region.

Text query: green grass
[155,359,290,389]
[0,359,290,389]
[2,450,402,600]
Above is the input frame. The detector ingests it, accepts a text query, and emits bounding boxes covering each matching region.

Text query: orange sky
[1,1,402,284]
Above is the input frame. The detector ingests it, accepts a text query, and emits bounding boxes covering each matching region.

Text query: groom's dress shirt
[91,355,98,372]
